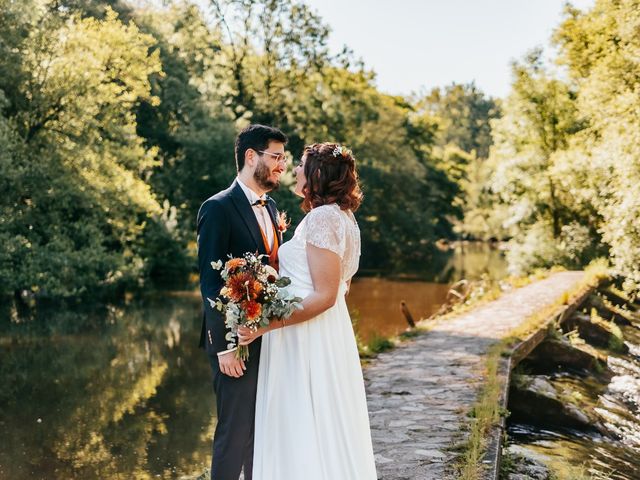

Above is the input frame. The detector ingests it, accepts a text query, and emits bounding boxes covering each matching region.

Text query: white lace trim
[305,205,347,258]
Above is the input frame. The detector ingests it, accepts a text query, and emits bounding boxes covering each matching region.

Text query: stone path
[364,271,585,480]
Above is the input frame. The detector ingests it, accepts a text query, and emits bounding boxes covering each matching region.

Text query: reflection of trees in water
[370,243,507,284]
[443,243,508,283]
[0,297,213,479]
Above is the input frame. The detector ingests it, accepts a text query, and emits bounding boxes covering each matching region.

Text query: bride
[238,142,377,479]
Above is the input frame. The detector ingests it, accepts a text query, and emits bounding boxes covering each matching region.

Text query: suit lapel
[266,198,282,245]
[229,180,264,253]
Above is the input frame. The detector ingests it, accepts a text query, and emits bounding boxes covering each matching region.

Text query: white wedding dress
[252,204,377,480]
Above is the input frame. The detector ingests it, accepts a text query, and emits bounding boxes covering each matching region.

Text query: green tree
[419,82,499,159]
[205,0,461,270]
[484,0,640,291]
[553,0,640,292]
[416,83,501,240]
[132,3,239,281]
[0,2,166,297]
[487,51,603,274]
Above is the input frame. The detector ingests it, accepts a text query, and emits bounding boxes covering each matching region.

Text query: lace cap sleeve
[305,205,346,258]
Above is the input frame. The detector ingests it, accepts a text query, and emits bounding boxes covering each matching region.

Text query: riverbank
[363,270,590,479]
[501,276,640,479]
[456,262,607,480]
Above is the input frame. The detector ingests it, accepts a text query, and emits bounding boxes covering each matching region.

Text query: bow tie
[251,199,268,207]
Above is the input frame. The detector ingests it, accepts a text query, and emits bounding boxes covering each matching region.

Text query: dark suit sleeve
[197,199,232,354]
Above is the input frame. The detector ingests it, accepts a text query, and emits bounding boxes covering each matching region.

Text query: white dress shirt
[217,178,275,357]
[237,178,275,249]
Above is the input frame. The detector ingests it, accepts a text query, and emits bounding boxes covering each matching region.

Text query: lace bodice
[289,204,361,283]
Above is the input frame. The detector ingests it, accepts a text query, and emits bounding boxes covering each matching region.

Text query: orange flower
[225,258,246,272]
[242,300,262,321]
[226,271,253,302]
[252,280,263,299]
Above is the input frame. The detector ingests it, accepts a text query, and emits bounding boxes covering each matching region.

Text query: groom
[197,124,288,479]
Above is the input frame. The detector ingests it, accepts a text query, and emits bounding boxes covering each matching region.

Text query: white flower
[264,265,278,279]
[332,146,343,157]
[211,260,223,270]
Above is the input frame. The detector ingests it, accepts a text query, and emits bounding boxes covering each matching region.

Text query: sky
[193,0,596,99]
[293,0,595,98]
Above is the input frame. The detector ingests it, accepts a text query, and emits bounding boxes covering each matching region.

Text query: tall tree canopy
[0,0,465,299]
[487,0,640,293]
[0,1,166,297]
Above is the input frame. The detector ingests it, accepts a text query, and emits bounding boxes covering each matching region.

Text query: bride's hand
[238,325,266,345]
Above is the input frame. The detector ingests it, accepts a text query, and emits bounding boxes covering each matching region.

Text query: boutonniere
[276,210,291,234]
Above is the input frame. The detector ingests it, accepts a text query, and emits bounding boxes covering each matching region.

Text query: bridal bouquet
[208,252,302,360]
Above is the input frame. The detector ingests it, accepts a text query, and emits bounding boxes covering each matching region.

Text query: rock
[600,287,638,312]
[503,445,551,480]
[584,295,633,326]
[526,376,558,398]
[509,375,602,432]
[522,338,610,376]
[564,312,629,354]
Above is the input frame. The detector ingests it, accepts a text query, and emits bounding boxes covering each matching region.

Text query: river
[0,243,506,480]
[507,293,640,479]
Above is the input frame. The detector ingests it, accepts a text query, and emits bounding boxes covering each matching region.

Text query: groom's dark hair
[235,124,288,172]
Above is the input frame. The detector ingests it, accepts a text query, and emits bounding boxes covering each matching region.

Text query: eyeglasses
[258,150,287,164]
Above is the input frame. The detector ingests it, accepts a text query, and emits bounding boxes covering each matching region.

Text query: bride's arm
[237,244,341,344]
[280,244,341,326]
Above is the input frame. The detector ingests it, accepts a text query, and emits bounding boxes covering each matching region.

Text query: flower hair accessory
[332,145,352,158]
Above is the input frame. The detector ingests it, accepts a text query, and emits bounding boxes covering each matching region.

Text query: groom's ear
[244,148,256,169]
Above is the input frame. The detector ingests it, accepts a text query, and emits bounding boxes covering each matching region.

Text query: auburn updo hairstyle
[300,142,363,213]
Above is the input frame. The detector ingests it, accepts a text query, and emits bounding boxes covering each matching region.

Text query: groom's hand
[218,351,246,378]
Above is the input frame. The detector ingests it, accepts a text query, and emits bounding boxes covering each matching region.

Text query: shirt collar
[237,177,267,205]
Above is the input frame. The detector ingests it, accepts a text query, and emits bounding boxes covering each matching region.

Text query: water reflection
[438,242,508,282]
[349,242,508,342]
[366,241,508,283]
[0,243,507,479]
[0,297,214,480]
[348,279,450,343]
[509,425,639,480]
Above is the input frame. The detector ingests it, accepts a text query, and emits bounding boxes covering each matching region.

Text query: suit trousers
[208,339,261,480]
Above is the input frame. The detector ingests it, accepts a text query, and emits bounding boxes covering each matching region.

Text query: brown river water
[0,243,506,479]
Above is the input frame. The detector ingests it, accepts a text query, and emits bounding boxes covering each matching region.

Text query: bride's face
[293,155,307,198]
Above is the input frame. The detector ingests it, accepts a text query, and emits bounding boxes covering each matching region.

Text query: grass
[365,334,395,354]
[455,341,504,479]
[548,462,593,480]
[452,259,610,480]
[357,326,431,362]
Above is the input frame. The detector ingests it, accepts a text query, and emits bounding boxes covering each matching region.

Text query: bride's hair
[300,142,363,213]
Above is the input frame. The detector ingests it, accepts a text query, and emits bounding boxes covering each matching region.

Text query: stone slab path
[364,271,585,480]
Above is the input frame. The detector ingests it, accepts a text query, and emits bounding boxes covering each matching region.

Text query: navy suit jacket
[196,179,282,355]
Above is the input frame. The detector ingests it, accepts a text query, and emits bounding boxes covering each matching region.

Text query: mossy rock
[520,338,611,378]
[509,375,606,434]
[564,312,628,354]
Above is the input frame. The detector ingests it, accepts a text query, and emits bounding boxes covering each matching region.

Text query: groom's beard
[254,158,280,192]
